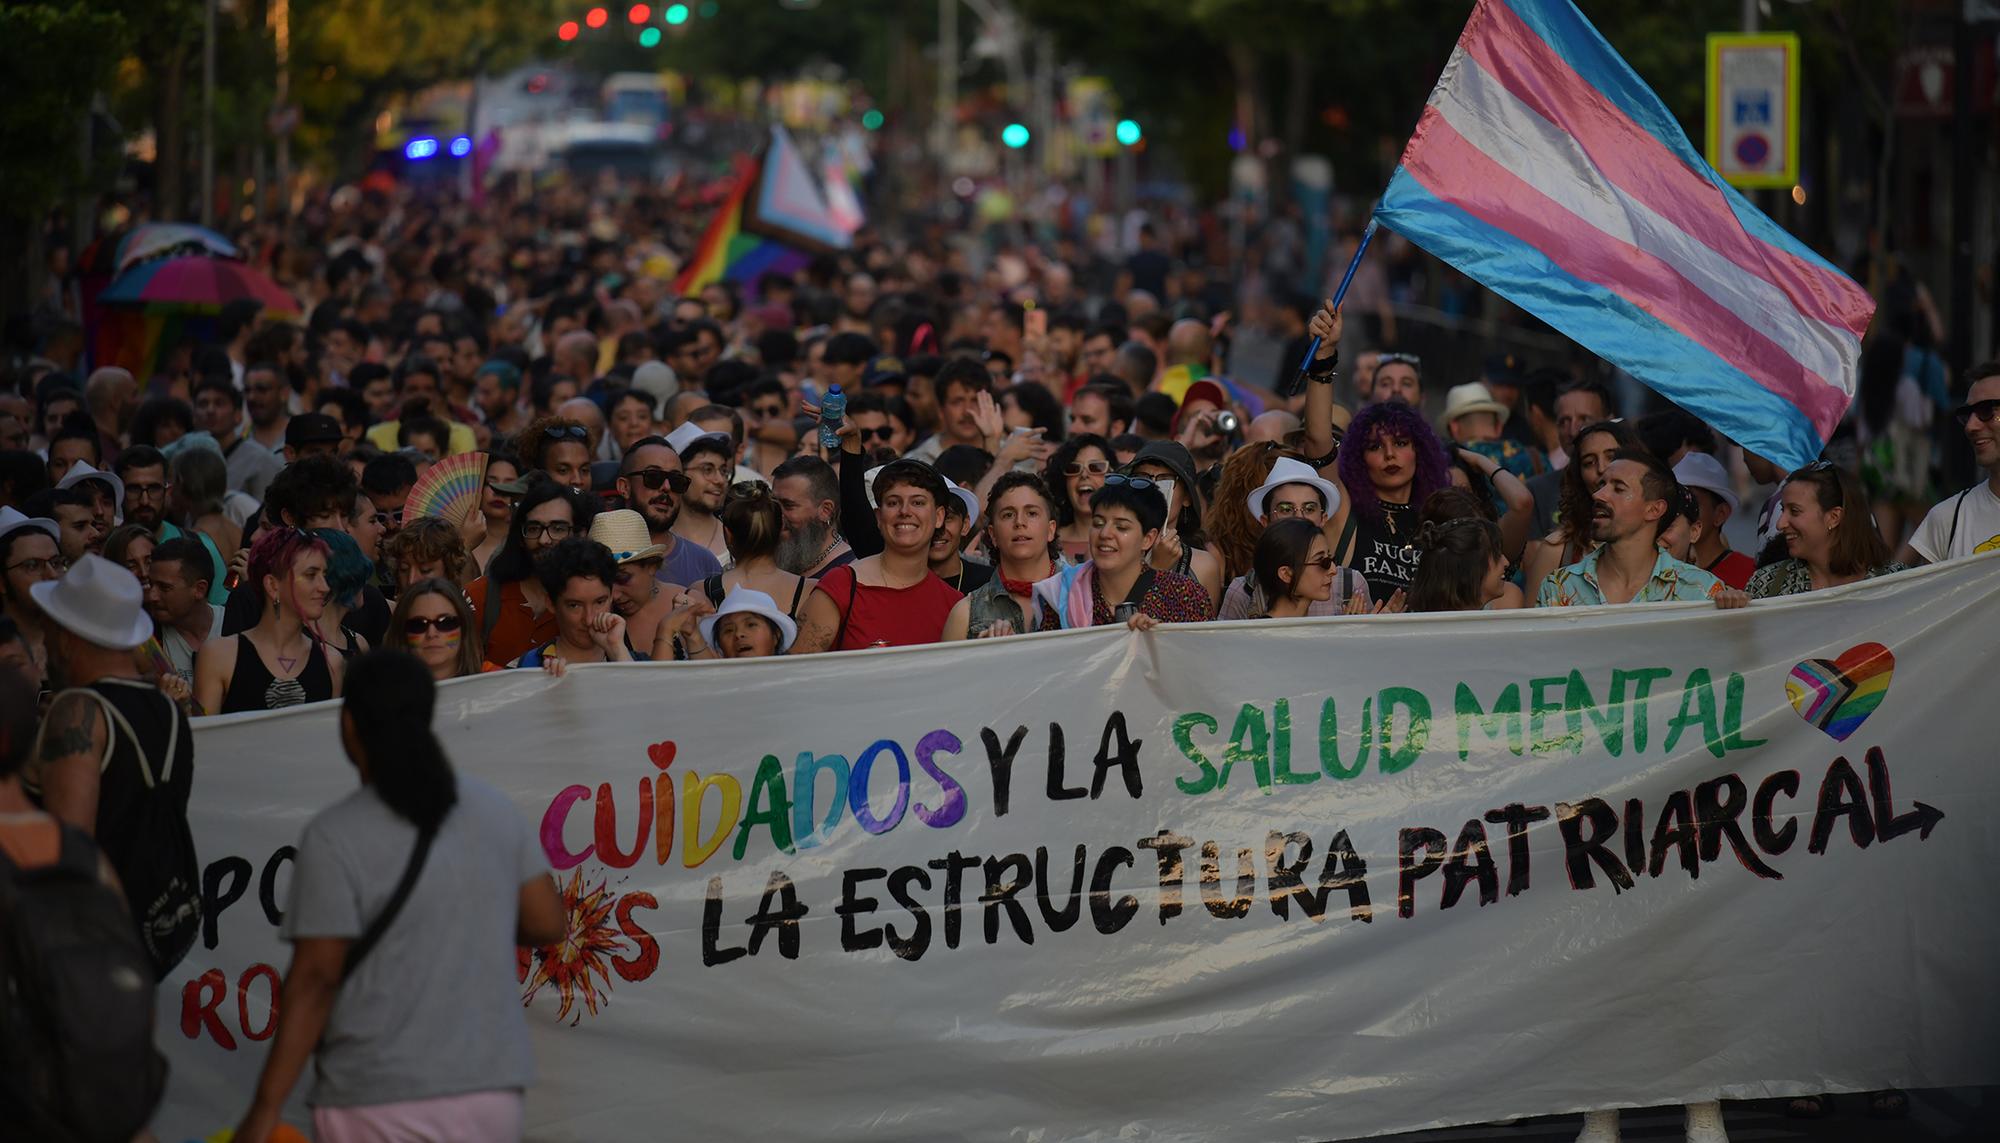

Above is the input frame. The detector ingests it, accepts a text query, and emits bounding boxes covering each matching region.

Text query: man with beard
[903,357,993,464]
[471,360,526,440]
[1537,452,1747,608]
[666,422,733,562]
[615,435,722,590]
[243,361,291,454]
[0,508,64,679]
[770,456,852,577]
[146,537,222,685]
[28,487,103,564]
[193,376,283,501]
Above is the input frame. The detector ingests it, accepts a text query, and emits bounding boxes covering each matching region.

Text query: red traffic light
[628,4,651,22]
[557,20,579,41]
[585,7,609,29]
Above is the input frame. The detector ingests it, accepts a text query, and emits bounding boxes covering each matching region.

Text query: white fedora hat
[699,585,798,653]
[664,421,732,457]
[56,459,126,510]
[0,505,60,546]
[1247,456,1342,521]
[28,553,152,650]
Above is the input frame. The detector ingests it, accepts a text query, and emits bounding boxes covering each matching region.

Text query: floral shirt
[1745,558,1905,599]
[1035,567,1213,630]
[1536,547,1724,607]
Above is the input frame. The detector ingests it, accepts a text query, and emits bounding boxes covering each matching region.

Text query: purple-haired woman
[1327,399,1452,601]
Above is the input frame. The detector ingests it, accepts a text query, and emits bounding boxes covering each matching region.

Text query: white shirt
[1909,480,2000,563]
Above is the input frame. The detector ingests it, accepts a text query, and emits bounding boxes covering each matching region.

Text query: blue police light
[405,137,439,161]
[449,135,473,158]
[1115,119,1142,146]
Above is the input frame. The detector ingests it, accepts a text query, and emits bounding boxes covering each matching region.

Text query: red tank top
[817,564,963,650]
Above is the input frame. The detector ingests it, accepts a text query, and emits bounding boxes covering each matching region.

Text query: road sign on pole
[1706,32,1800,189]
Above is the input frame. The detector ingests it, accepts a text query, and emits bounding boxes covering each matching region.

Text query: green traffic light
[666,3,689,23]
[1001,123,1030,149]
[639,26,662,46]
[862,109,885,131]
[1116,119,1142,146]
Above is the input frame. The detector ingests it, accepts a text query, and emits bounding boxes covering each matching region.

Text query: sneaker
[1575,1109,1621,1143]
[1683,1100,1729,1143]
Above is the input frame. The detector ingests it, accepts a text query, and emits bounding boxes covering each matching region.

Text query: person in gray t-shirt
[235,652,564,1143]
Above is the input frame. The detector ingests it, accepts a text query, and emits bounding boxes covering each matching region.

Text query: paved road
[1372,1087,1999,1141]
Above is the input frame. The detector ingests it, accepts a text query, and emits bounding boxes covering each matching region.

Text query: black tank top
[1342,501,1421,599]
[221,634,333,713]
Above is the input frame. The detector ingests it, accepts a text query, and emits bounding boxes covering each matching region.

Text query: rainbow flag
[673,160,810,297]
[1375,0,1874,470]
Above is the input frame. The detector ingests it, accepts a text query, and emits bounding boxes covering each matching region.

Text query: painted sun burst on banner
[523,870,624,1025]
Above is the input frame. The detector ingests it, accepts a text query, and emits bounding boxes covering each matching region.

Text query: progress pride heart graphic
[1787,642,1894,741]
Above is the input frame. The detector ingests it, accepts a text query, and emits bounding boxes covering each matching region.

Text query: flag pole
[1282,216,1380,397]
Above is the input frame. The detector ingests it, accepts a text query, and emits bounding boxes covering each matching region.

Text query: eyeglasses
[1063,459,1111,477]
[126,482,170,500]
[402,614,464,636]
[1951,399,2000,428]
[1102,473,1156,491]
[628,467,691,493]
[5,555,68,576]
[520,521,574,541]
[1268,499,1327,518]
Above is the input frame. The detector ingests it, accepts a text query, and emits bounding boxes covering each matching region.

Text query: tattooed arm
[789,584,846,655]
[38,689,109,833]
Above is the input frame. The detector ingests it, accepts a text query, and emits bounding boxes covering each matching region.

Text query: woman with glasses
[1032,477,1212,630]
[390,578,487,680]
[195,528,342,714]
[470,452,522,575]
[515,415,592,493]
[1748,463,1903,598]
[1247,518,1341,619]
[1042,433,1114,564]
[464,476,595,667]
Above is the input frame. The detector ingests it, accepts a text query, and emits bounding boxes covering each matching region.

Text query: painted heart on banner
[1786,643,1894,741]
[647,740,677,770]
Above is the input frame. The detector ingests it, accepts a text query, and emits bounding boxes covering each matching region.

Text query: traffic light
[1115,119,1142,146]
[666,3,689,23]
[585,7,608,29]
[1001,123,1030,149]
[628,4,651,22]
[639,26,662,47]
[861,109,884,131]
[557,20,579,41]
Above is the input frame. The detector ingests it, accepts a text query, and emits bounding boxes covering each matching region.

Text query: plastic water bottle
[819,384,846,450]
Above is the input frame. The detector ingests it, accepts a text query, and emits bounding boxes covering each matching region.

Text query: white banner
[158,557,2000,1142]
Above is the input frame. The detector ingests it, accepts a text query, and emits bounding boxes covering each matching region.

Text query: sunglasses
[1063,459,1111,477]
[1377,352,1423,369]
[857,425,896,443]
[1302,553,1337,572]
[1102,473,1156,491]
[1951,399,2000,427]
[403,614,464,636]
[543,423,589,442]
[629,467,691,493]
[752,404,786,419]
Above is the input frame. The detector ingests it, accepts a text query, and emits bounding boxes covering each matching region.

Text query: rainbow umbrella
[98,254,299,316]
[114,222,239,274]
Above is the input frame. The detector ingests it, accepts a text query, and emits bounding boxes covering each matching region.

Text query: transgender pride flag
[1375,0,1874,470]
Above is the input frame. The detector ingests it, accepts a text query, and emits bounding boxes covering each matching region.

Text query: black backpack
[0,824,168,1143]
[87,686,201,979]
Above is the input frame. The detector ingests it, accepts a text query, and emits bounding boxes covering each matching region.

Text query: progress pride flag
[1376,0,1873,470]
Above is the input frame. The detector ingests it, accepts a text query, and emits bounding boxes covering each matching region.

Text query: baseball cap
[862,355,908,388]
[284,412,344,447]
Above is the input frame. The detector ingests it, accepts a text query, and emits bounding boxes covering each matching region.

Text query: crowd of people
[2,175,1997,1142]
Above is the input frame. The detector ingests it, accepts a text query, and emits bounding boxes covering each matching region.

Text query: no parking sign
[1706,32,1799,189]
